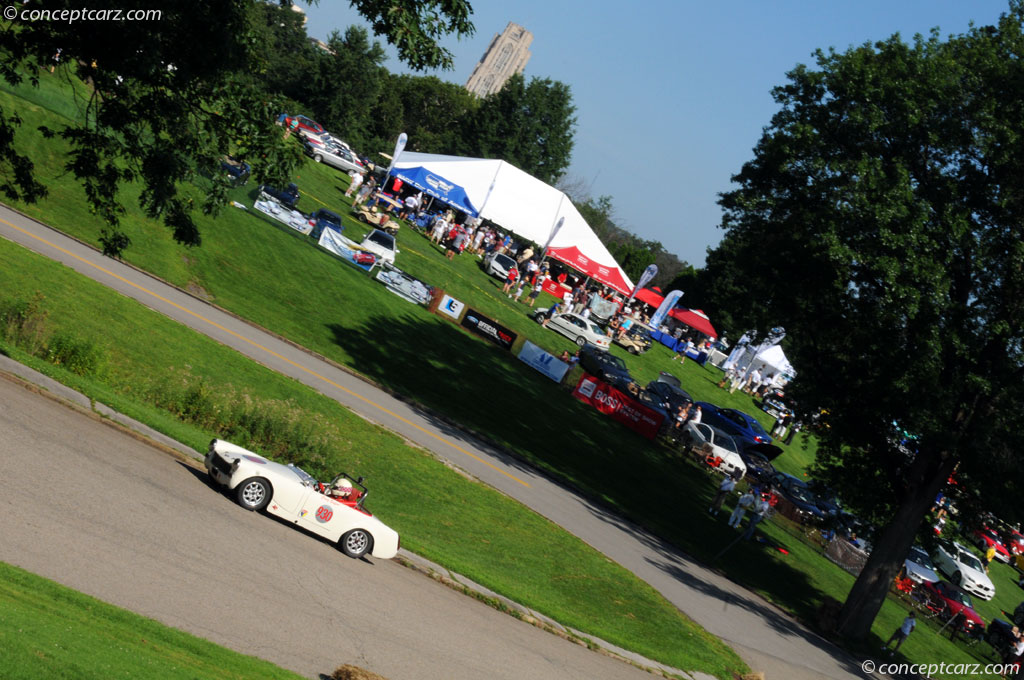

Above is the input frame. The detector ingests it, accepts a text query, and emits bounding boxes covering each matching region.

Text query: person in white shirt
[709,472,739,515]
[882,612,916,653]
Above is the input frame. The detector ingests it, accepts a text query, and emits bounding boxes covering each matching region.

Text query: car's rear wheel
[628,346,639,355]
[235,477,271,511]
[575,336,586,346]
[954,570,963,585]
[340,529,372,558]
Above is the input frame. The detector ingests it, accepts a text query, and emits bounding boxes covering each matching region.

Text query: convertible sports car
[204,439,400,559]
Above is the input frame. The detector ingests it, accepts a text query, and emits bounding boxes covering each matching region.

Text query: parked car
[614,325,652,355]
[537,311,611,349]
[697,402,774,446]
[359,229,397,264]
[577,345,631,388]
[219,156,250,186]
[737,449,776,485]
[973,527,1012,563]
[683,422,747,478]
[921,580,985,632]
[258,182,300,210]
[1001,528,1024,556]
[760,394,793,420]
[306,141,365,174]
[643,380,692,414]
[284,114,324,137]
[903,545,940,584]
[768,471,827,522]
[483,252,517,280]
[308,208,343,240]
[932,539,996,600]
[204,439,399,559]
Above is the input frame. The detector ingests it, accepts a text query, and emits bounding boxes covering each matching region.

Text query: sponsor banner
[374,263,433,305]
[517,340,570,383]
[318,228,374,272]
[438,294,465,320]
[461,308,518,351]
[572,373,665,440]
[542,278,572,299]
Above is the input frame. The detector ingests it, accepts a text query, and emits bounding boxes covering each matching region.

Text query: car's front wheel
[235,477,271,511]
[340,529,373,558]
[628,346,639,355]
[954,570,963,586]
[313,154,323,163]
[575,336,586,346]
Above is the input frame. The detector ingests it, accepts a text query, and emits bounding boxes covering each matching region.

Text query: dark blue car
[769,471,827,522]
[697,402,774,447]
[258,182,300,211]
[308,208,343,240]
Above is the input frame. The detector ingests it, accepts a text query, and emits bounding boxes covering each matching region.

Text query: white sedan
[932,539,995,600]
[539,311,610,348]
[360,229,398,264]
[204,439,400,559]
[683,422,747,478]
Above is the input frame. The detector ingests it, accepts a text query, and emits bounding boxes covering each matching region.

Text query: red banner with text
[572,373,665,440]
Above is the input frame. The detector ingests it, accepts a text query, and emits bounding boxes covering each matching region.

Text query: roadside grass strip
[0,561,304,680]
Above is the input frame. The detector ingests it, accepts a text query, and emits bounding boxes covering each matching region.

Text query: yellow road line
[1,217,530,487]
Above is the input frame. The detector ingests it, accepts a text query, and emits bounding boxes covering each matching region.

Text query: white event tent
[391,151,635,295]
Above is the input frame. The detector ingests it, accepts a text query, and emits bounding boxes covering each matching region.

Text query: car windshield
[367,231,394,248]
[711,429,739,453]
[286,463,317,486]
[946,585,972,608]
[495,254,516,268]
[907,547,935,569]
[788,482,817,504]
[600,353,627,370]
[319,211,341,226]
[958,550,984,571]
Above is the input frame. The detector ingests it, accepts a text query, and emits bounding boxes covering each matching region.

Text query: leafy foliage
[705,4,1024,638]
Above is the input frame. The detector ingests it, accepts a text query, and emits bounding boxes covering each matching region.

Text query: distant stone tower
[464,22,533,98]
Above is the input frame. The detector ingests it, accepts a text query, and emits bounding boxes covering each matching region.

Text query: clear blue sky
[299,0,1011,267]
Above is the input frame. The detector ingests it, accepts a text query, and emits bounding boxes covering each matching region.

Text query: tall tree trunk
[835,452,958,639]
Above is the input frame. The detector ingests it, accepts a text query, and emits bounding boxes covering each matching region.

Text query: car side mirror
[356,476,364,484]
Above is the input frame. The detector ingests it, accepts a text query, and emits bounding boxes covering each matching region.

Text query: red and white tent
[392,151,634,295]
[668,308,718,339]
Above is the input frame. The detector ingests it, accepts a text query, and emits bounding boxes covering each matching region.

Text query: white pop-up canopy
[392,151,634,294]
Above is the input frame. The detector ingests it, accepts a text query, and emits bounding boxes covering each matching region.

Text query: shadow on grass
[326,313,861,653]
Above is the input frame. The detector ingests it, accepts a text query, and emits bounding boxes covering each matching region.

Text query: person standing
[743,492,771,540]
[517,246,534,264]
[689,404,702,425]
[728,489,755,528]
[882,612,916,654]
[709,472,739,515]
[344,171,364,198]
[353,177,376,207]
[541,301,561,327]
[784,420,802,445]
[502,266,519,295]
[527,274,548,307]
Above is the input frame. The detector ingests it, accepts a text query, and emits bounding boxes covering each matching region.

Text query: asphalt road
[0,377,656,680]
[0,205,871,680]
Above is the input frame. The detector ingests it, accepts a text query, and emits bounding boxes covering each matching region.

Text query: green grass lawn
[5,68,1002,678]
[0,238,745,679]
[0,561,304,680]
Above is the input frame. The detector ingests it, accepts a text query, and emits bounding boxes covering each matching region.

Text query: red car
[921,580,984,632]
[1001,528,1024,556]
[973,527,1012,563]
[283,114,324,138]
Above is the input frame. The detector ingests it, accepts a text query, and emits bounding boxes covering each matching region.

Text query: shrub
[45,331,105,376]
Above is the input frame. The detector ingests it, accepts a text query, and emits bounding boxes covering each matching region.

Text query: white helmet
[331,478,354,498]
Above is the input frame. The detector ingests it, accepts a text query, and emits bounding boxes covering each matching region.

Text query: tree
[0,0,475,254]
[459,73,576,184]
[704,4,1024,639]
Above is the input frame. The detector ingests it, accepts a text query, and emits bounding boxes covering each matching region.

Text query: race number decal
[315,505,334,523]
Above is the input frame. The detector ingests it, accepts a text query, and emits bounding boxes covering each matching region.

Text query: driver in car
[329,478,355,500]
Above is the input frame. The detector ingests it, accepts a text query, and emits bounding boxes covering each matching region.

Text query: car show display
[204,439,400,559]
[572,373,665,440]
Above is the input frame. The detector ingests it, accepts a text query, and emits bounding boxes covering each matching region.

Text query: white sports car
[932,539,995,600]
[683,422,747,478]
[204,439,400,559]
